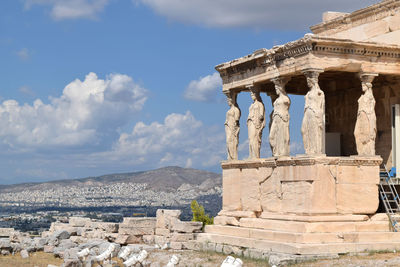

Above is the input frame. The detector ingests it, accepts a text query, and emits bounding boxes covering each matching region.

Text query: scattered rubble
[0,209,228,267]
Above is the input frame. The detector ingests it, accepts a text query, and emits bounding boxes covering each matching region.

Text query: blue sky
[0,0,379,183]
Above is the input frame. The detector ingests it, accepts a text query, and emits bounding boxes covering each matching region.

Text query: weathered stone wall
[221,157,381,216]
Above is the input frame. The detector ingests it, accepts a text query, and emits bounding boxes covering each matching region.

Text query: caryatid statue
[354,73,378,156]
[224,91,241,160]
[270,77,291,157]
[247,86,266,159]
[301,70,325,155]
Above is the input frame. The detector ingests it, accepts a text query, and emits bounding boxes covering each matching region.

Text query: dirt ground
[0,250,267,267]
[289,251,400,267]
[4,250,400,267]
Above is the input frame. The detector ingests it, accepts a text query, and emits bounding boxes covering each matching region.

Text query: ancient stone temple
[198,0,400,257]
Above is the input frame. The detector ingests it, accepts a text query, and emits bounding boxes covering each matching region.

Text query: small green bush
[191,200,214,228]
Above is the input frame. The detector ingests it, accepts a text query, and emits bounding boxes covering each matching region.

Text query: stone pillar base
[221,156,382,215]
[195,213,400,260]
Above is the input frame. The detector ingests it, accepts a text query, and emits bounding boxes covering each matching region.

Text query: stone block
[69,217,91,227]
[222,168,242,211]
[305,222,356,233]
[44,245,55,253]
[240,218,306,233]
[49,222,70,232]
[240,168,261,212]
[355,221,390,232]
[69,236,87,244]
[122,217,156,228]
[215,243,223,253]
[170,233,194,242]
[281,180,312,213]
[388,14,400,32]
[182,240,201,251]
[156,209,181,229]
[154,235,167,246]
[336,183,379,214]
[336,165,379,184]
[82,230,105,239]
[114,234,129,245]
[118,227,154,235]
[115,234,142,245]
[155,228,170,236]
[310,164,337,213]
[142,235,154,244]
[223,245,243,256]
[370,30,400,45]
[0,228,14,237]
[213,216,239,226]
[204,225,250,238]
[370,213,389,221]
[97,222,119,233]
[170,241,183,250]
[218,210,256,218]
[20,249,29,259]
[260,168,282,213]
[126,235,143,244]
[171,221,203,233]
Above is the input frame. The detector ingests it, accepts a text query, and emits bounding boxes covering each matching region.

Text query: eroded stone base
[222,156,382,215]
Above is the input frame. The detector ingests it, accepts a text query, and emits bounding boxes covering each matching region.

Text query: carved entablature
[220,156,383,169]
[216,35,400,92]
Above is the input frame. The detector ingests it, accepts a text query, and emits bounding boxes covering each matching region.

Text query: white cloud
[184,73,222,102]
[17,48,30,60]
[0,72,147,148]
[24,0,110,20]
[135,0,380,30]
[104,111,225,168]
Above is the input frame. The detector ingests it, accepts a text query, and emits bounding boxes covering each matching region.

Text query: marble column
[270,77,291,157]
[354,73,379,156]
[301,69,325,155]
[247,86,265,159]
[224,91,241,160]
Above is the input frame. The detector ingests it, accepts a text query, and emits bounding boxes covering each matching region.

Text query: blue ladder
[379,166,400,232]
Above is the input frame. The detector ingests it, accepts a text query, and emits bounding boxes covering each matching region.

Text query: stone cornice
[216,36,400,72]
[221,156,383,169]
[216,35,400,91]
[310,0,400,36]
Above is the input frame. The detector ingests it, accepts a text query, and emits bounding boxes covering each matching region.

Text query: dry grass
[0,251,63,267]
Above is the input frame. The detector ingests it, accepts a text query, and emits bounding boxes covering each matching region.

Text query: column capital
[302,68,324,78]
[358,72,379,84]
[246,83,262,93]
[271,76,291,87]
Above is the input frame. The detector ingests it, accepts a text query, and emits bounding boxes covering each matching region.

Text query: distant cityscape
[0,167,222,234]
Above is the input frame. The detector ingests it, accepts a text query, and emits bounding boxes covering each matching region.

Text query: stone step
[197,232,400,255]
[259,213,370,222]
[204,225,400,244]
[237,218,390,233]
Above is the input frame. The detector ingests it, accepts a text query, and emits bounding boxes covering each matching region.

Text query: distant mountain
[0,166,222,194]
